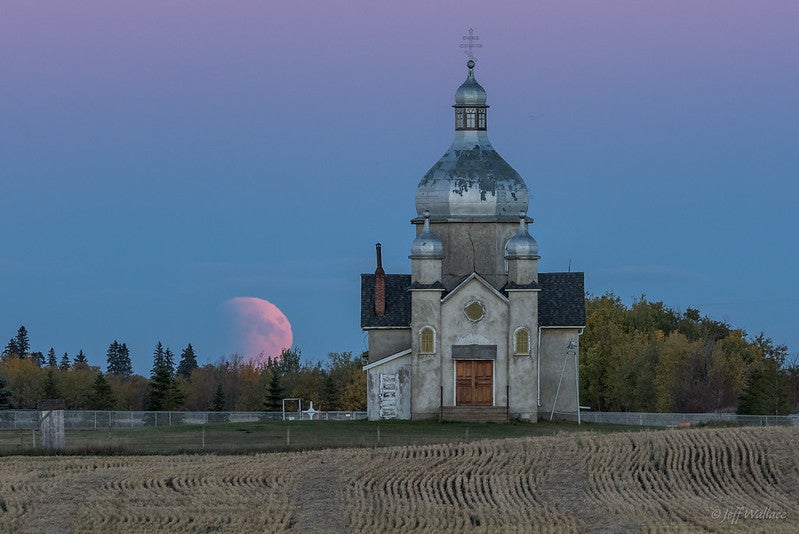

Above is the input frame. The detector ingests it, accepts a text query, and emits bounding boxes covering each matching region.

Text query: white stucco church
[361,59,585,422]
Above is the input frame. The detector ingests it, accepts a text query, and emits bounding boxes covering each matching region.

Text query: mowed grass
[0,426,796,533]
[0,418,641,455]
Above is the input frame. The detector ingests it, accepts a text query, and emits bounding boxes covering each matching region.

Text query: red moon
[226,297,293,364]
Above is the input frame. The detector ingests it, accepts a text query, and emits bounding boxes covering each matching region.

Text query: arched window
[420,327,436,354]
[514,328,530,355]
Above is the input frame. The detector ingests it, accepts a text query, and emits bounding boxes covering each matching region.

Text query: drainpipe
[536,327,543,407]
[576,327,584,425]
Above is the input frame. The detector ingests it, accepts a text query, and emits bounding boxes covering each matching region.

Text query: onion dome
[505,212,539,259]
[415,60,528,221]
[410,211,443,258]
[454,59,487,105]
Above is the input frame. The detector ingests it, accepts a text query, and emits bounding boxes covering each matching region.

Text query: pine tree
[32,352,45,367]
[73,350,89,368]
[264,371,284,411]
[106,340,132,378]
[59,353,70,371]
[0,375,14,409]
[211,384,225,411]
[15,326,30,357]
[87,373,116,410]
[147,342,183,411]
[43,369,60,399]
[738,359,791,415]
[176,343,198,379]
[3,338,19,357]
[47,348,58,368]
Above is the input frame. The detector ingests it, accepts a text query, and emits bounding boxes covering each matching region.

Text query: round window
[464,301,485,322]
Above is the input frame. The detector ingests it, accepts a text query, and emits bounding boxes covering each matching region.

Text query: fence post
[94,411,97,431]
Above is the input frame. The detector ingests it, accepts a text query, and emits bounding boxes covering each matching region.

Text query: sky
[1,1,797,375]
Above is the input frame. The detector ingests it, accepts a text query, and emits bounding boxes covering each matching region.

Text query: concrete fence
[0,410,367,430]
[580,411,799,427]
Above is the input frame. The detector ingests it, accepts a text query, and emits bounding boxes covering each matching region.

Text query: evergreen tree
[147,342,183,410]
[176,343,198,379]
[3,338,19,357]
[32,351,45,367]
[87,373,116,410]
[264,371,284,411]
[738,358,791,415]
[73,349,89,368]
[211,383,225,411]
[15,326,30,357]
[47,347,58,368]
[322,371,339,411]
[0,375,14,409]
[43,369,60,399]
[59,352,70,371]
[106,340,132,378]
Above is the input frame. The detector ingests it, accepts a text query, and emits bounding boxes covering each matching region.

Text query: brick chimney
[374,243,386,316]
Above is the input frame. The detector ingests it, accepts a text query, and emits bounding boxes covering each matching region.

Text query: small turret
[505,212,539,284]
[410,211,443,284]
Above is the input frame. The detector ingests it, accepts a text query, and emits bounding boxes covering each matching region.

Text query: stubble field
[0,425,796,533]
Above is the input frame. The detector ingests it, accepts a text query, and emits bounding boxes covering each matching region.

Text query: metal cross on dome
[460,27,483,60]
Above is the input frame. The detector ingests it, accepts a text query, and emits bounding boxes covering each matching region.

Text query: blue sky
[2,1,797,374]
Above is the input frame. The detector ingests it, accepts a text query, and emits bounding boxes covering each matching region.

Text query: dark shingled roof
[538,272,586,327]
[361,274,412,328]
[360,271,585,329]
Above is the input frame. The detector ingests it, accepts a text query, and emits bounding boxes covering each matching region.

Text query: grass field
[0,419,637,455]
[0,425,796,532]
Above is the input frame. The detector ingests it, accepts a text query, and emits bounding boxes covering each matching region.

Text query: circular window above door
[464,301,485,322]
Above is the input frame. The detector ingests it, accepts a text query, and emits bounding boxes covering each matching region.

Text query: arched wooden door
[455,360,493,406]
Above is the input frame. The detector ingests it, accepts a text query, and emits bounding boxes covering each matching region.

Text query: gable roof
[441,272,508,304]
[361,274,412,328]
[538,272,586,327]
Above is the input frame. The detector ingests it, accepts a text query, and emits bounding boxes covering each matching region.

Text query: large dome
[415,61,528,221]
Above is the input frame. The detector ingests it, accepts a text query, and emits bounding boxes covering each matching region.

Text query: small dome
[505,212,539,259]
[410,211,443,258]
[455,60,487,106]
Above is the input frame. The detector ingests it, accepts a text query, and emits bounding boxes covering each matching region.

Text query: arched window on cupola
[514,328,530,355]
[420,327,436,354]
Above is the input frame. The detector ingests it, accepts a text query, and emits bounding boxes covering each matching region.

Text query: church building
[361,60,585,422]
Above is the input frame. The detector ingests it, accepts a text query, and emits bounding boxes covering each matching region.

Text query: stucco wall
[539,328,580,419]
[367,329,411,363]
[507,290,539,420]
[366,355,412,421]
[418,221,518,290]
[440,277,509,408]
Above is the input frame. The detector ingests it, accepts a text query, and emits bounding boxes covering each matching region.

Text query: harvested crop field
[1,426,797,533]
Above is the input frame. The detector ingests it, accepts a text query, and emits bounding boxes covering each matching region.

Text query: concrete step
[440,406,508,423]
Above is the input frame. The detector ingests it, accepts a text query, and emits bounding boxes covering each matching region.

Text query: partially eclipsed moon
[226,297,293,363]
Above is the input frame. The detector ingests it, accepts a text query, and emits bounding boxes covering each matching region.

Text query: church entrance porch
[455,360,493,406]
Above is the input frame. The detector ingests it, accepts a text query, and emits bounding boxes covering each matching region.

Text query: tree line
[580,293,799,415]
[0,326,365,412]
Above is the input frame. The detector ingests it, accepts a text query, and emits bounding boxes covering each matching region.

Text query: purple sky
[2,1,797,374]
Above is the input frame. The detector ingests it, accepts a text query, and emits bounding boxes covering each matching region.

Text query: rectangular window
[477,109,486,129]
[455,109,465,129]
[466,107,476,128]
[420,328,435,353]
[515,330,530,355]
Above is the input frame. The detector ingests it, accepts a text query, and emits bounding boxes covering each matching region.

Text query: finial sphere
[467,59,475,69]
[519,211,526,219]
[423,210,431,218]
